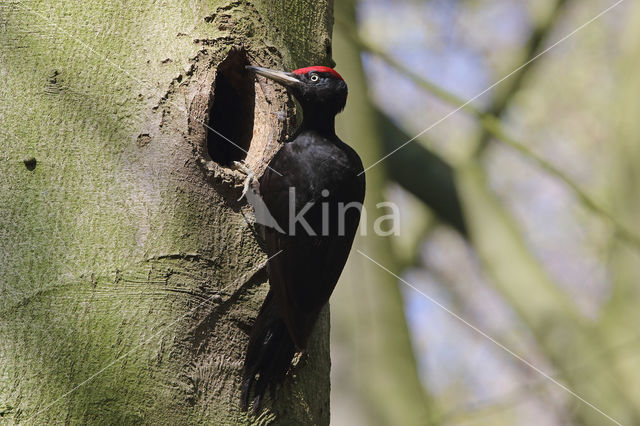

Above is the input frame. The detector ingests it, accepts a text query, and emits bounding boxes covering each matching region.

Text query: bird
[240,65,366,412]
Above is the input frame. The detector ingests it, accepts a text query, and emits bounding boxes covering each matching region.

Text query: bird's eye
[310,74,319,82]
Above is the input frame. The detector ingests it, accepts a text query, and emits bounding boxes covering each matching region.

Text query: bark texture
[0,1,334,424]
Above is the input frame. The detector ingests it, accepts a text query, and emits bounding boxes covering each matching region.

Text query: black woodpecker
[241,65,366,411]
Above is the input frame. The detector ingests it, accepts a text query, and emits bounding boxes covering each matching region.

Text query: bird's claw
[233,161,256,202]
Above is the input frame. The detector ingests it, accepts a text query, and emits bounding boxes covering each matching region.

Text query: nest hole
[207,50,255,166]
[23,157,37,171]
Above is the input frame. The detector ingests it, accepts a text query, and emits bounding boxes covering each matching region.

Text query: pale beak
[246,66,300,87]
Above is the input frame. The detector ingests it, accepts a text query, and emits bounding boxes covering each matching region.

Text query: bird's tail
[241,291,296,412]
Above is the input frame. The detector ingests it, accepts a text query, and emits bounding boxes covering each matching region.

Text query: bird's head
[246,65,348,117]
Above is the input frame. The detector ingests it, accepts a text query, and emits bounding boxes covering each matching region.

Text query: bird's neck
[300,109,337,136]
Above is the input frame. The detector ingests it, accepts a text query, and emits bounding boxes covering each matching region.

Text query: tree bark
[0,1,334,424]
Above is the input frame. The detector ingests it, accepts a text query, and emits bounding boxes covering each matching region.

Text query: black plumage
[241,66,365,412]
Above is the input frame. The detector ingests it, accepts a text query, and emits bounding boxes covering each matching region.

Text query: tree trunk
[0,1,334,424]
[330,1,436,424]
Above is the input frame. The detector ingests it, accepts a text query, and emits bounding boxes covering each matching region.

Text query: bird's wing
[259,143,364,349]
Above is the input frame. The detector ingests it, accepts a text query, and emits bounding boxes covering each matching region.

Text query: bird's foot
[233,161,257,202]
[291,351,305,367]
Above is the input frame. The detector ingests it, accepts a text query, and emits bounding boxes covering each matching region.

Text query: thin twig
[474,0,571,155]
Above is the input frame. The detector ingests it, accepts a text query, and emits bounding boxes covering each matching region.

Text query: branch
[375,108,468,236]
[336,18,640,250]
[475,0,571,154]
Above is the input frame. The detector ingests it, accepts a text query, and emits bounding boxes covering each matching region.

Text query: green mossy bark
[0,1,334,424]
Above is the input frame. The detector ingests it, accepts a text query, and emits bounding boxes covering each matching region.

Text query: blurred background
[328,0,640,425]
